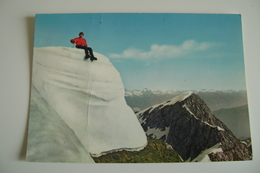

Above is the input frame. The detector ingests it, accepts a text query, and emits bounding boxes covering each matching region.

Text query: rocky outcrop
[136,92,252,161]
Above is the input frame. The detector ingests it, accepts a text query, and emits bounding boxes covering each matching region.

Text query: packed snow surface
[27,47,147,161]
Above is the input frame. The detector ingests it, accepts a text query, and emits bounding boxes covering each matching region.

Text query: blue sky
[34,13,247,90]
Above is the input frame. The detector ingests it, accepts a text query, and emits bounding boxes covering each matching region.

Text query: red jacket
[70,37,88,47]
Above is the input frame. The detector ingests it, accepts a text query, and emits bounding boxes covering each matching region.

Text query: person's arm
[70,38,77,43]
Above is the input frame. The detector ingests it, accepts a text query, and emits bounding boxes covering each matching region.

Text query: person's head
[79,32,84,38]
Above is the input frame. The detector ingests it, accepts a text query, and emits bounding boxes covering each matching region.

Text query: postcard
[26,13,252,163]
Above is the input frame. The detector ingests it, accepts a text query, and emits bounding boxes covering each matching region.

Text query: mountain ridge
[213,104,251,139]
[125,88,248,113]
[136,92,252,161]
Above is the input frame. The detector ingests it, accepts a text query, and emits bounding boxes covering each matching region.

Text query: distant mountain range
[136,92,252,161]
[213,105,250,140]
[125,89,248,112]
[125,89,250,140]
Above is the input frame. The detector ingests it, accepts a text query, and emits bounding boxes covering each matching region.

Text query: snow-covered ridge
[27,47,147,162]
[137,91,225,133]
[137,92,192,115]
[136,89,252,161]
[182,104,225,132]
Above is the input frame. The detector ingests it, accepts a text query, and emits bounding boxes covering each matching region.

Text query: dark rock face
[137,93,252,161]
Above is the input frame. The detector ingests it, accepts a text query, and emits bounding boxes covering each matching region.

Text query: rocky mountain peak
[137,92,252,161]
[182,93,216,125]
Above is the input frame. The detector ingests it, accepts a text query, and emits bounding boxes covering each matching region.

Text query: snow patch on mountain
[146,126,170,139]
[183,103,225,132]
[191,143,223,162]
[182,104,199,119]
[138,92,192,114]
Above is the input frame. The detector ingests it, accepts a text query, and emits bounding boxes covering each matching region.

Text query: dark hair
[79,32,84,36]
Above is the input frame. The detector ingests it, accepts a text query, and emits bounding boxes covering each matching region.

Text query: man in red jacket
[70,32,97,61]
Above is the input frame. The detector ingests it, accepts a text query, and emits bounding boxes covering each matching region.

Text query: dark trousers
[76,46,95,57]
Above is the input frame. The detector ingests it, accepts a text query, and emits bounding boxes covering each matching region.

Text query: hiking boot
[90,57,97,61]
[84,55,90,60]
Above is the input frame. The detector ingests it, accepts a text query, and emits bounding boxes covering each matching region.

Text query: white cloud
[109,40,216,59]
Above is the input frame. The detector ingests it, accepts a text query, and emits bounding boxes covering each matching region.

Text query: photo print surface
[26,13,252,163]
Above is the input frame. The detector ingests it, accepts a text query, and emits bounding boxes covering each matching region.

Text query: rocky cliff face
[136,92,252,161]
